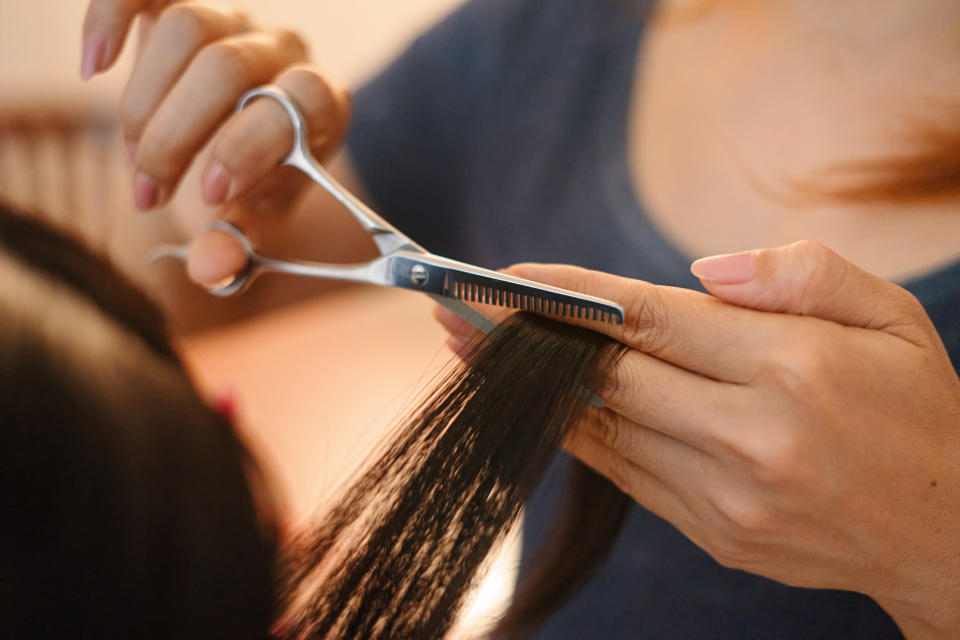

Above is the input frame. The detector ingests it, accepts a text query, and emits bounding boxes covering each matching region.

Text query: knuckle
[231,10,252,30]
[895,287,925,318]
[728,417,822,495]
[789,240,836,273]
[157,3,218,45]
[593,409,623,450]
[740,431,806,488]
[597,357,636,407]
[621,283,672,356]
[762,336,834,397]
[197,41,256,89]
[212,117,283,179]
[277,66,335,117]
[712,491,775,538]
[273,29,308,58]
[889,286,932,333]
[788,240,847,310]
[135,134,175,182]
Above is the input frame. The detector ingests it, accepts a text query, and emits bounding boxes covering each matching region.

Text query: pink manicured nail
[133,172,160,211]
[202,163,231,205]
[80,35,106,81]
[124,140,138,165]
[690,251,754,284]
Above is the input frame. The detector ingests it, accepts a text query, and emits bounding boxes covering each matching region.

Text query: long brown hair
[0,204,276,638]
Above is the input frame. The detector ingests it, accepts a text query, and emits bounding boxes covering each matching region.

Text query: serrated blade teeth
[446,275,620,323]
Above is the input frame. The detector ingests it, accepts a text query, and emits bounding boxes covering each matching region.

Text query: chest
[629,18,960,282]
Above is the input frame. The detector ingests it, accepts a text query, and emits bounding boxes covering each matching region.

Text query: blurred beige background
[0,0,463,108]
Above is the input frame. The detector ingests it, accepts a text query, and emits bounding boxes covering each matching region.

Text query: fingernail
[690,251,754,284]
[80,35,106,81]
[124,140,138,165]
[133,172,160,211]
[582,414,608,440]
[202,163,231,205]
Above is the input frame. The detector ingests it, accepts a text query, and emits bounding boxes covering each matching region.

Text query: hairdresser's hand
[81,0,351,285]
[437,241,960,639]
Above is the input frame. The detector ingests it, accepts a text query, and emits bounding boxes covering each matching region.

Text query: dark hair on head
[0,202,276,638]
[0,202,633,639]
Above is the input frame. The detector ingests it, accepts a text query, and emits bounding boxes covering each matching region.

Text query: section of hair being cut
[1,202,631,639]
[0,204,276,639]
[277,311,630,639]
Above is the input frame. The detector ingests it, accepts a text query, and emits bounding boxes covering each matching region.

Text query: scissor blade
[426,294,608,409]
[388,251,624,324]
[445,269,624,323]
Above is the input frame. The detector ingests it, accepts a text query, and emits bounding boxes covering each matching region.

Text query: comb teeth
[444,274,621,324]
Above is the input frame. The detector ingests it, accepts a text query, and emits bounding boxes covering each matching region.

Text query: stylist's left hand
[436,241,960,640]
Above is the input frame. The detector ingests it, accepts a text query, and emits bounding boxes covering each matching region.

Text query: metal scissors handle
[150,85,624,337]
[236,86,419,258]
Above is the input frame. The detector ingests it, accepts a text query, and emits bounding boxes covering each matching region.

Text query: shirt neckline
[594,9,960,295]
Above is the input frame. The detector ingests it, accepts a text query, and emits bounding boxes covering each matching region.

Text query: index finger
[82,0,173,78]
[505,263,787,383]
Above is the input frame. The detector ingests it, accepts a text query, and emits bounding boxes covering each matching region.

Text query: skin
[436,248,960,639]
[82,0,960,636]
[634,0,960,281]
[81,0,364,291]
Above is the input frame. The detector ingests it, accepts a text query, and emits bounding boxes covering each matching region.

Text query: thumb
[187,228,249,288]
[690,240,923,335]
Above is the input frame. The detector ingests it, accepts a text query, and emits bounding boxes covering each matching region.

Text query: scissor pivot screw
[410,264,429,286]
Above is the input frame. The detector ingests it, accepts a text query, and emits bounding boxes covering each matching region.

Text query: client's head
[0,203,276,638]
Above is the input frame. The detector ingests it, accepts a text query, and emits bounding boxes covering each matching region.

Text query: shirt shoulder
[346,0,646,257]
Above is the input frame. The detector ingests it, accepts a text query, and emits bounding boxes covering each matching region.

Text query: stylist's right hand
[81,0,351,286]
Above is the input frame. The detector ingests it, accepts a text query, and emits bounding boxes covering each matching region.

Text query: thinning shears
[150,85,624,335]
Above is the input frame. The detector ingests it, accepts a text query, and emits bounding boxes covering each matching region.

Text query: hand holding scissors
[151,86,624,335]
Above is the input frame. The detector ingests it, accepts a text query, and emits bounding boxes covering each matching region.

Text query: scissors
[150,85,624,338]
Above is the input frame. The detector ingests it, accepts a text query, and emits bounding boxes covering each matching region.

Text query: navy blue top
[347,0,960,636]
